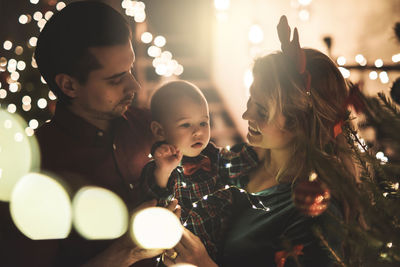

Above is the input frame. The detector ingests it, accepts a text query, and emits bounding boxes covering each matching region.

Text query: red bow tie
[182,157,211,176]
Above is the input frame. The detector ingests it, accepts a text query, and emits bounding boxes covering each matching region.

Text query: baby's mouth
[191,142,203,148]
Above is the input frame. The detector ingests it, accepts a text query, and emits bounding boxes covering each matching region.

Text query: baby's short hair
[150,80,207,122]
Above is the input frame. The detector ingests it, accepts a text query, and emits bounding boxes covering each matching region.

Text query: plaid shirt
[140,142,258,259]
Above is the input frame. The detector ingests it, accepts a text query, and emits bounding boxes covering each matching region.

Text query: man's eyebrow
[103,71,126,80]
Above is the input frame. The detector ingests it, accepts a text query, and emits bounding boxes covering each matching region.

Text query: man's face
[161,97,211,157]
[72,40,139,121]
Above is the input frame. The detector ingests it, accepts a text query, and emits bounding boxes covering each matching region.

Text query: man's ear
[54,73,79,98]
[150,121,166,141]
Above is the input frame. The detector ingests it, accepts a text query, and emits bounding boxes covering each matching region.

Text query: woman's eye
[200,121,208,127]
[180,123,190,128]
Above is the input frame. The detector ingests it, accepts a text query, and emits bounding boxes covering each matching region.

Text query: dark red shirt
[0,103,156,267]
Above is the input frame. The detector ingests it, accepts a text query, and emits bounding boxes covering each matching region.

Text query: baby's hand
[153,144,183,188]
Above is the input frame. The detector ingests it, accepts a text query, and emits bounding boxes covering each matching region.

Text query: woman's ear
[150,121,166,141]
[54,73,79,98]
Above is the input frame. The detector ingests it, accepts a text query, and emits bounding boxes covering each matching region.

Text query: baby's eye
[200,121,208,127]
[180,123,191,128]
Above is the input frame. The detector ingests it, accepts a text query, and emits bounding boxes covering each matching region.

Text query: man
[1,1,166,266]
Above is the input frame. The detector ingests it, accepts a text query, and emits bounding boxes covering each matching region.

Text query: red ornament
[293,177,331,217]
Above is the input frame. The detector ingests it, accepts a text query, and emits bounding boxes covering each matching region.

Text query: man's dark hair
[34,1,132,103]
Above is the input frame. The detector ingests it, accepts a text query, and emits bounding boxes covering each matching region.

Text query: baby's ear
[150,121,166,141]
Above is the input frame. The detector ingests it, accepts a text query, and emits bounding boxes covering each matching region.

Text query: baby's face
[162,97,210,157]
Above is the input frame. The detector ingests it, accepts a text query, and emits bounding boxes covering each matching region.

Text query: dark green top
[218,183,342,267]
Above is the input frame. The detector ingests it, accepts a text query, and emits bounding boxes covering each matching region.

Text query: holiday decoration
[292,173,331,217]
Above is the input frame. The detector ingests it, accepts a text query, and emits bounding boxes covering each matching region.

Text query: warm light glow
[73,187,129,239]
[29,119,39,130]
[161,51,173,61]
[379,71,389,84]
[154,36,166,47]
[29,37,38,47]
[56,2,66,11]
[336,56,346,66]
[374,59,383,68]
[9,83,20,93]
[0,110,40,201]
[40,76,47,84]
[298,9,310,21]
[22,103,32,112]
[298,0,312,5]
[134,12,146,23]
[338,67,350,78]
[48,90,57,100]
[355,54,367,66]
[369,71,378,80]
[7,104,17,113]
[44,11,54,20]
[141,32,153,44]
[31,57,38,68]
[10,72,20,81]
[37,19,47,29]
[248,24,264,44]
[30,0,39,4]
[37,98,47,109]
[17,61,26,71]
[173,64,184,76]
[10,172,72,239]
[19,15,29,24]
[131,207,183,249]
[0,89,7,99]
[243,69,253,89]
[392,54,400,63]
[3,40,13,50]
[0,57,7,66]
[33,11,43,21]
[147,46,161,57]
[214,0,230,11]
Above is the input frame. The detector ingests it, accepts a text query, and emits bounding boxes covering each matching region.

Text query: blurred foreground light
[131,207,182,249]
[37,98,48,109]
[29,37,38,47]
[355,54,367,66]
[73,187,128,239]
[10,172,72,239]
[214,0,230,11]
[30,0,39,4]
[19,15,29,24]
[298,0,312,5]
[248,24,264,44]
[392,54,400,63]
[0,110,40,201]
[141,32,153,44]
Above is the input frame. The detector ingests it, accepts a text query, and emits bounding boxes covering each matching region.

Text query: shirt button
[97,131,103,137]
[129,183,134,189]
[113,143,117,150]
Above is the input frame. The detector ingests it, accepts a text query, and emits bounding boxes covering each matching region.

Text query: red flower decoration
[275,244,304,267]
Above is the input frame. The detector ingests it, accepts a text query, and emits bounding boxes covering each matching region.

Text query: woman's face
[242,84,294,150]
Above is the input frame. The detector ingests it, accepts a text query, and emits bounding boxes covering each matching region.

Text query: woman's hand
[163,228,218,267]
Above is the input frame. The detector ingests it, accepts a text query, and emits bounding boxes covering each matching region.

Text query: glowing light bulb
[131,207,183,249]
[141,32,153,44]
[336,56,346,66]
[248,24,264,44]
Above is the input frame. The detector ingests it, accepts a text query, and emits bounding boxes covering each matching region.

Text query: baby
[140,80,258,259]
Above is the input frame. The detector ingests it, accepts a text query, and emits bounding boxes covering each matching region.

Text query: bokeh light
[141,32,153,44]
[131,207,182,249]
[0,110,40,201]
[73,187,128,239]
[336,56,346,66]
[10,172,72,239]
[214,0,230,11]
[248,24,264,44]
[154,36,166,47]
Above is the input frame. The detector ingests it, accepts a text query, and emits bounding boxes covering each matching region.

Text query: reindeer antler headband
[277,16,311,95]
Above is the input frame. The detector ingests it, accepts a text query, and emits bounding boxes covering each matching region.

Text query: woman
[163,16,357,267]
